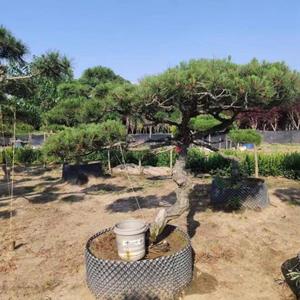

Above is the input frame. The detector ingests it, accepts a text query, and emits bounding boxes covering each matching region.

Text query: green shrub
[226,197,242,211]
[229,129,262,146]
[186,147,230,174]
[0,147,43,165]
[15,147,42,164]
[186,148,300,180]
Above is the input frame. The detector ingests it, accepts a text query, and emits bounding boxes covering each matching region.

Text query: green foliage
[43,120,126,162]
[31,51,73,82]
[138,59,300,144]
[124,149,177,167]
[226,197,242,211]
[0,26,74,134]
[57,81,91,99]
[186,147,231,174]
[0,147,42,165]
[187,148,300,179]
[189,115,221,131]
[15,122,35,135]
[229,129,262,145]
[288,271,300,287]
[44,97,84,127]
[0,25,28,62]
[80,66,126,87]
[15,147,42,164]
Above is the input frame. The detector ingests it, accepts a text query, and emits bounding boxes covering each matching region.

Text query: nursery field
[0,167,300,300]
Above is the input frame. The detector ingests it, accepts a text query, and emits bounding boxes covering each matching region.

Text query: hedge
[187,148,300,179]
[0,147,43,165]
[5,145,299,180]
[86,149,177,168]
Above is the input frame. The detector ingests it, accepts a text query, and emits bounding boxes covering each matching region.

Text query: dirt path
[0,167,299,299]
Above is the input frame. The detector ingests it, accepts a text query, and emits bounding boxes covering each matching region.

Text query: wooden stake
[254,144,259,178]
[138,158,142,175]
[107,149,112,175]
[9,109,16,251]
[170,148,173,171]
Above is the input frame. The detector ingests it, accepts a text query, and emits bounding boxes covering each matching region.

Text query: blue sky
[1,0,299,82]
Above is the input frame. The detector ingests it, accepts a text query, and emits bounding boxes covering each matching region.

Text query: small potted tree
[281,253,300,298]
[211,129,269,210]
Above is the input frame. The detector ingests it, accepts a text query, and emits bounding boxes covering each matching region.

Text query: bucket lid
[114,219,148,235]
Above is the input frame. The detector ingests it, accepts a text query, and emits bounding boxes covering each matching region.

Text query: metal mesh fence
[211,178,269,209]
[85,227,193,300]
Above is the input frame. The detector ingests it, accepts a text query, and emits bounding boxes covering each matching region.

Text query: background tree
[80,66,127,87]
[0,26,73,134]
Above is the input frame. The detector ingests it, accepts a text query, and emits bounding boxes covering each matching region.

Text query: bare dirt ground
[0,166,300,300]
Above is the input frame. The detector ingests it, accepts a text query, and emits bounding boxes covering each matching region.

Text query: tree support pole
[108,149,112,175]
[254,144,259,178]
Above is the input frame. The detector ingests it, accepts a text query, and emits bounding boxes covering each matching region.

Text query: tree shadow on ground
[0,209,16,219]
[105,194,176,213]
[27,192,58,204]
[184,266,218,296]
[106,183,211,238]
[146,176,171,181]
[81,183,127,194]
[187,183,211,237]
[41,176,60,181]
[24,166,52,176]
[61,194,85,203]
[0,185,36,198]
[274,188,300,205]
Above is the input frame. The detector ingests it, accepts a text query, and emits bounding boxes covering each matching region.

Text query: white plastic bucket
[114,219,148,261]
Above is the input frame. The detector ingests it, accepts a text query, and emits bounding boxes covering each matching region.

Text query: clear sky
[1,0,299,82]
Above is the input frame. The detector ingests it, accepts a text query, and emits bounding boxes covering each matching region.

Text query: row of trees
[238,104,300,131]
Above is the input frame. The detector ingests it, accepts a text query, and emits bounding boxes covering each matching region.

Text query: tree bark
[149,153,193,242]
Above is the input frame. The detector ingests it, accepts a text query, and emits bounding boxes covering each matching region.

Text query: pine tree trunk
[149,153,193,242]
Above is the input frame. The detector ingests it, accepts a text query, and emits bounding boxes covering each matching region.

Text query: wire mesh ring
[85,226,193,300]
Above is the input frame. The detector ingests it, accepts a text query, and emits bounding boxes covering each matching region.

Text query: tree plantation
[1,10,300,299]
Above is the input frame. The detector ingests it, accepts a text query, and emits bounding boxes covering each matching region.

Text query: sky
[1,0,300,82]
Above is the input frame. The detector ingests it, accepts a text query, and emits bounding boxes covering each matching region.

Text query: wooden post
[28,132,32,146]
[254,144,259,178]
[138,158,142,175]
[107,149,112,175]
[170,148,173,171]
[43,132,47,168]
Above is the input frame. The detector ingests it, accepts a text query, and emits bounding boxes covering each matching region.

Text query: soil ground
[0,166,300,300]
[89,225,187,260]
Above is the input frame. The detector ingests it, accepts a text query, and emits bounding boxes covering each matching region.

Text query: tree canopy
[43,120,126,162]
[138,58,300,149]
[229,129,262,146]
[80,66,127,87]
